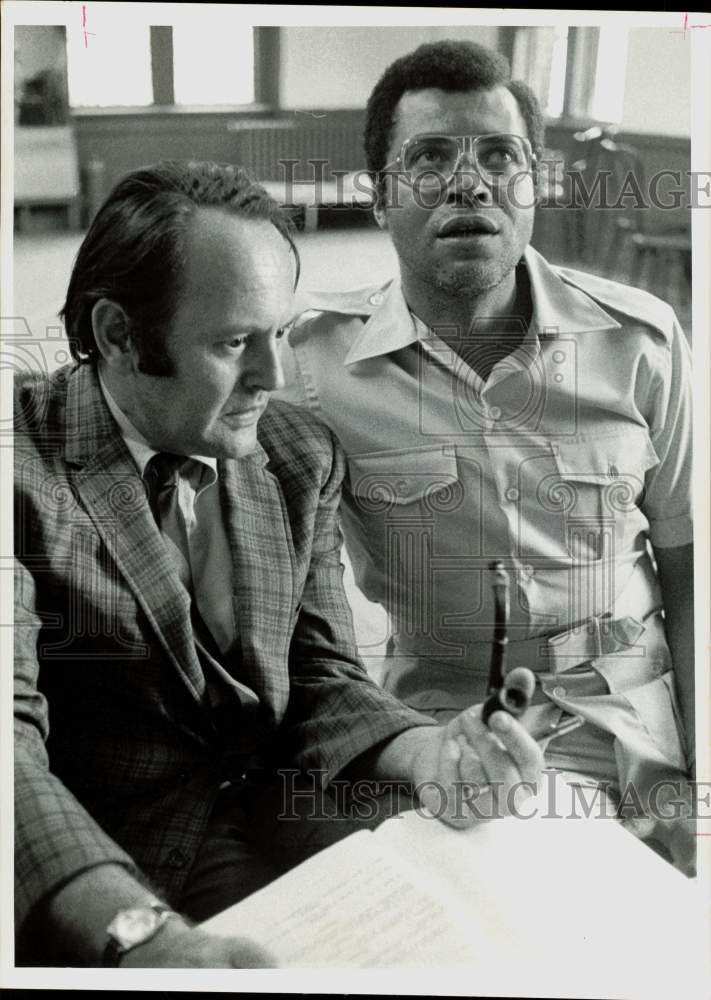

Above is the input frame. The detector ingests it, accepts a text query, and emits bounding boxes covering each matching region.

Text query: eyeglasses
[384,132,534,187]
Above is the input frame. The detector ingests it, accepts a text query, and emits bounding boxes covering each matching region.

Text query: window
[507,25,630,124]
[172,23,254,106]
[65,6,263,110]
[66,8,153,108]
[590,25,629,123]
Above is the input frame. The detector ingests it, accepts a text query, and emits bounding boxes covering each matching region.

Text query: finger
[487,710,544,785]
[455,732,488,787]
[418,737,461,823]
[122,928,278,968]
[454,708,540,802]
[450,704,489,747]
[471,725,521,813]
[450,733,494,826]
[227,936,279,968]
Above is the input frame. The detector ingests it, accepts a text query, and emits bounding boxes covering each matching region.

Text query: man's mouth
[437,215,499,239]
[223,406,263,425]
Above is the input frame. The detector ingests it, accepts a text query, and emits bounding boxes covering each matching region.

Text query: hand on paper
[409,705,545,829]
[119,920,278,968]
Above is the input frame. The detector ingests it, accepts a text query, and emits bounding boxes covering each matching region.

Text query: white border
[2,4,709,995]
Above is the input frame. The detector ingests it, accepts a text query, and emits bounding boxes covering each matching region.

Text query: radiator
[227,119,366,181]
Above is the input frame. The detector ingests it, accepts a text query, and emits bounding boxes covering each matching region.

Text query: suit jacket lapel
[220,450,295,714]
[64,365,209,707]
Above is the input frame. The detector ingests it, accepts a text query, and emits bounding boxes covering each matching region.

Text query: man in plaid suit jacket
[14,162,542,968]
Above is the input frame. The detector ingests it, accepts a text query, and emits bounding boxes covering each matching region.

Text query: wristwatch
[102,899,177,966]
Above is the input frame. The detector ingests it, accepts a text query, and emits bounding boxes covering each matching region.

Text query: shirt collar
[344,280,422,365]
[524,245,622,338]
[343,245,620,366]
[97,368,218,481]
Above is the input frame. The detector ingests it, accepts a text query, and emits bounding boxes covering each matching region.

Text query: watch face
[110,907,163,949]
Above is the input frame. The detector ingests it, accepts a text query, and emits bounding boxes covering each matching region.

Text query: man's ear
[91,299,132,364]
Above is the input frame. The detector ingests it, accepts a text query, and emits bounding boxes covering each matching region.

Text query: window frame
[501,25,611,127]
[68,25,279,116]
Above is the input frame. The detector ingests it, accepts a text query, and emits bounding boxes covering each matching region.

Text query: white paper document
[201,775,709,997]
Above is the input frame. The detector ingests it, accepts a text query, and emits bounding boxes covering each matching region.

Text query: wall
[620,27,690,136]
[14,24,66,88]
[279,25,499,109]
[23,23,691,251]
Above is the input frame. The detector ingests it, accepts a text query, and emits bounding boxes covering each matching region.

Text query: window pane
[546,26,569,118]
[510,26,570,119]
[592,25,629,123]
[173,21,254,106]
[66,9,152,108]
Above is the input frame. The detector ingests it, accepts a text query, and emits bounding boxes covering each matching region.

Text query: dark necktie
[144,452,192,591]
[144,452,262,777]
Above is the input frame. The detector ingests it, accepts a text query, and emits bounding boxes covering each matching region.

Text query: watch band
[102,900,176,967]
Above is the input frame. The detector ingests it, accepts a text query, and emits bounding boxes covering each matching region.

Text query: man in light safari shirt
[278,40,695,875]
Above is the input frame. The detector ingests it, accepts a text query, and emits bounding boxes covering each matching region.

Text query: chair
[565,126,691,302]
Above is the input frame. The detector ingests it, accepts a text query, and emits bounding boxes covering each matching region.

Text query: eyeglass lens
[402,134,530,182]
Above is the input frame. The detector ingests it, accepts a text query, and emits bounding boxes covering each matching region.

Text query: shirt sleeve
[641,317,693,549]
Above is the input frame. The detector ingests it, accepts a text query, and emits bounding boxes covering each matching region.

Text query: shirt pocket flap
[347,448,460,506]
[552,431,658,484]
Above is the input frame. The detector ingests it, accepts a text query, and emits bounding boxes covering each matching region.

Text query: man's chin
[220,428,260,460]
[433,260,509,296]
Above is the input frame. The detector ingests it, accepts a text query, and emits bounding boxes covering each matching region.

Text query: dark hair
[364,40,545,187]
[61,160,300,372]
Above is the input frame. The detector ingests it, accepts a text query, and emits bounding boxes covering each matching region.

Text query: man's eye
[411,145,448,167]
[227,337,248,349]
[479,141,526,172]
[276,323,294,341]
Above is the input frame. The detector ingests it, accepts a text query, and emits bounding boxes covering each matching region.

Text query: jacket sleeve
[279,429,436,787]
[14,556,138,935]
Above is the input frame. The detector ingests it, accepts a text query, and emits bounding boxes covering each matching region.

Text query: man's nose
[450,150,491,199]
[246,337,286,393]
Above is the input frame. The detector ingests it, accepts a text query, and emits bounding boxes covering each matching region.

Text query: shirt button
[552,685,567,699]
[488,406,502,420]
[166,847,188,869]
[505,487,520,502]
[368,291,384,306]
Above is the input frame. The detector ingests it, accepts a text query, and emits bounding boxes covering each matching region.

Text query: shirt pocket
[343,446,462,610]
[539,430,658,561]
[346,446,462,517]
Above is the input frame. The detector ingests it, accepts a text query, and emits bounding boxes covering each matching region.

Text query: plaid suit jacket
[14,363,428,933]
